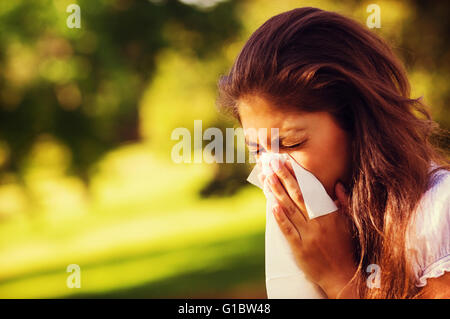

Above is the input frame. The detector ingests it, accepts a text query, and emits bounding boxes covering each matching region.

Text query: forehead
[237,95,306,131]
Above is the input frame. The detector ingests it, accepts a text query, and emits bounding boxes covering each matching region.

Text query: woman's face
[238,95,353,200]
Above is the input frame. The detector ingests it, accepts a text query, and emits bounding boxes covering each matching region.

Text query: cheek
[289,133,351,198]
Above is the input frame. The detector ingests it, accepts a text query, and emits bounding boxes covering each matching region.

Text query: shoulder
[415,168,450,237]
[407,167,450,287]
[424,167,450,206]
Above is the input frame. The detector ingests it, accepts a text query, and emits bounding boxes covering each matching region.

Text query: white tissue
[247,152,338,299]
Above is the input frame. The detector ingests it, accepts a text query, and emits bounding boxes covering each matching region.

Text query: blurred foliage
[0,0,240,175]
[0,0,448,298]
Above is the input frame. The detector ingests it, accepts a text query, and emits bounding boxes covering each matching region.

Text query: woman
[217,7,450,298]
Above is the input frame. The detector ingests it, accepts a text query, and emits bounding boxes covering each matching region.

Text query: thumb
[335,181,349,208]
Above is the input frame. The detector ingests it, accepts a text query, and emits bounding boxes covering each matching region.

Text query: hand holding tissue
[247,152,339,299]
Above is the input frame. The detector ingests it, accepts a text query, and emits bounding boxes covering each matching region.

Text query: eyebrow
[244,127,306,147]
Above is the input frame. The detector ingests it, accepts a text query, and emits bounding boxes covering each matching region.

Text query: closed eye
[249,140,307,155]
[280,139,307,149]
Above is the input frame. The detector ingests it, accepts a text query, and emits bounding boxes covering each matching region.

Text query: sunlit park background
[0,0,449,298]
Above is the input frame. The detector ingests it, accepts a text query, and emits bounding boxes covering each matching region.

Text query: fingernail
[268,174,276,185]
[270,158,281,171]
[272,204,280,216]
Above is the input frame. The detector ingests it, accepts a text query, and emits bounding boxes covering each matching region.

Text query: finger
[267,171,308,230]
[335,182,349,209]
[271,158,304,204]
[284,158,295,175]
[282,153,297,176]
[270,158,308,222]
[272,204,302,244]
[279,157,306,209]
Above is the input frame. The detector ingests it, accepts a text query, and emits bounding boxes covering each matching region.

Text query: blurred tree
[0,0,240,179]
[401,0,450,149]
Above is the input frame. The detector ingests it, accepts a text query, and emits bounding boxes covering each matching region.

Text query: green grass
[0,184,267,298]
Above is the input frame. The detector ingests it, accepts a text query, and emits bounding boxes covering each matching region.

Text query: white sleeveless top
[406,165,450,287]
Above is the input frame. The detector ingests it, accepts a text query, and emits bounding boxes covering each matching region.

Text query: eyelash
[249,139,307,155]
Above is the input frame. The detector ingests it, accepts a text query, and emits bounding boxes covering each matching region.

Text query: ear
[335,181,349,209]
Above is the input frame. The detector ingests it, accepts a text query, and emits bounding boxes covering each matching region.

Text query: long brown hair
[217,7,450,298]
